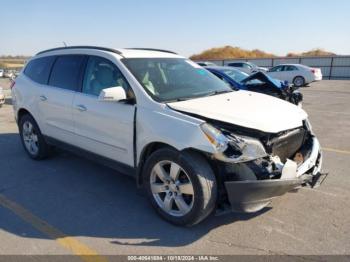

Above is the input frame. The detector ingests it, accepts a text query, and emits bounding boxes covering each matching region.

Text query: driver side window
[270,66,283,72]
[83,56,132,97]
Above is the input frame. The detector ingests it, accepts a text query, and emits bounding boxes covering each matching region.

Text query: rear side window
[24,56,56,84]
[228,63,242,67]
[269,66,284,72]
[49,55,85,91]
[285,65,298,71]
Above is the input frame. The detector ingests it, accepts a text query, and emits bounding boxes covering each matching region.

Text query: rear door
[72,55,135,166]
[37,55,86,144]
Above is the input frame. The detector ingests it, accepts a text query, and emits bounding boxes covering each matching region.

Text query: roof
[118,48,181,58]
[35,46,181,59]
[276,63,303,66]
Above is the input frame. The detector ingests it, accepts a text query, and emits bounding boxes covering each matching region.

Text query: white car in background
[0,69,4,78]
[227,62,269,74]
[0,87,5,107]
[267,64,322,87]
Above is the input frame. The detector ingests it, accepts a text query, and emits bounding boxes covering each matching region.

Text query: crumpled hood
[167,91,308,133]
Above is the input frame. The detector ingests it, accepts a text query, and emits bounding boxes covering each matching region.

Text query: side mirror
[98,86,127,102]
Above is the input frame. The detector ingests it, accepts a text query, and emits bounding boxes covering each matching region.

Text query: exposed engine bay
[171,107,327,214]
[203,118,326,213]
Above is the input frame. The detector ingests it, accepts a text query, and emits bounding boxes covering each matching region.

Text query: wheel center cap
[169,183,177,192]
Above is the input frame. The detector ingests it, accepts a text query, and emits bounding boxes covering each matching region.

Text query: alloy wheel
[22,121,39,156]
[150,160,194,217]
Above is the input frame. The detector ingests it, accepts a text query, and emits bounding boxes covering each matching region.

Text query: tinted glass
[122,58,231,102]
[270,66,283,72]
[228,63,242,67]
[24,56,56,84]
[285,65,298,71]
[222,69,249,83]
[49,55,85,91]
[242,63,252,69]
[83,56,131,97]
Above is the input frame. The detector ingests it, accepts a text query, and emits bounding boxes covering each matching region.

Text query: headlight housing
[201,123,267,163]
[200,123,229,152]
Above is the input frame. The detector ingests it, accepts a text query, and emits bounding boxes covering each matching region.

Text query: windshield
[222,69,249,83]
[122,58,232,102]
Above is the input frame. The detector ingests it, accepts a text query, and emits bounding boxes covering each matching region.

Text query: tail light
[10,80,16,89]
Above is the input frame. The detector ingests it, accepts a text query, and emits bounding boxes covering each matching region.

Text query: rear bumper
[223,137,327,212]
[314,75,323,81]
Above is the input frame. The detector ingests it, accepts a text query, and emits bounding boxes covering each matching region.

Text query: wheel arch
[137,142,176,186]
[17,108,33,123]
[136,142,215,187]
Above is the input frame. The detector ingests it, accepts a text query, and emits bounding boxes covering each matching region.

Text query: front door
[72,55,135,166]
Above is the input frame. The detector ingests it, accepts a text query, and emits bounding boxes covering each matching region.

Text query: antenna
[63,42,67,47]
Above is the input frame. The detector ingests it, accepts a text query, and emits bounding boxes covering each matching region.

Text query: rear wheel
[143,148,217,226]
[19,114,50,160]
[293,76,305,87]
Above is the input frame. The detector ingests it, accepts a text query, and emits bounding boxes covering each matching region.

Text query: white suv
[12,46,327,226]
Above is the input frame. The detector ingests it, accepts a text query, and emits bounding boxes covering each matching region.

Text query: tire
[293,76,305,87]
[19,114,50,160]
[143,148,217,226]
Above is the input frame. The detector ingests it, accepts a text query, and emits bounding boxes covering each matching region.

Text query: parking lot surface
[0,79,349,256]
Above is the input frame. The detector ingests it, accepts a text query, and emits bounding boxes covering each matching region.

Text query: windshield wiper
[205,90,233,97]
[164,97,193,103]
[164,90,232,103]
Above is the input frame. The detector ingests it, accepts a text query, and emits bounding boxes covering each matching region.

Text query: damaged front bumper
[222,137,328,213]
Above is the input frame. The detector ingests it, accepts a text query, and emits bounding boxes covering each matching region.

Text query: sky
[1,0,350,57]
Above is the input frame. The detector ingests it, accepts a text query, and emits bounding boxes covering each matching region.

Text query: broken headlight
[201,123,267,163]
[217,133,267,163]
[201,123,229,152]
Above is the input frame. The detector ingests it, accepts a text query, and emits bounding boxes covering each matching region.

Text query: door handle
[75,104,87,112]
[39,95,47,101]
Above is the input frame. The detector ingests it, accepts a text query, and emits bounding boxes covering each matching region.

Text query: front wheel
[143,148,217,226]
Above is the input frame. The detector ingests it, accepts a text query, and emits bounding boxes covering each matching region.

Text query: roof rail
[36,46,123,56]
[126,48,177,54]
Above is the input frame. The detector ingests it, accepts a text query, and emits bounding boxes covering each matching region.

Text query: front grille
[264,128,307,162]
